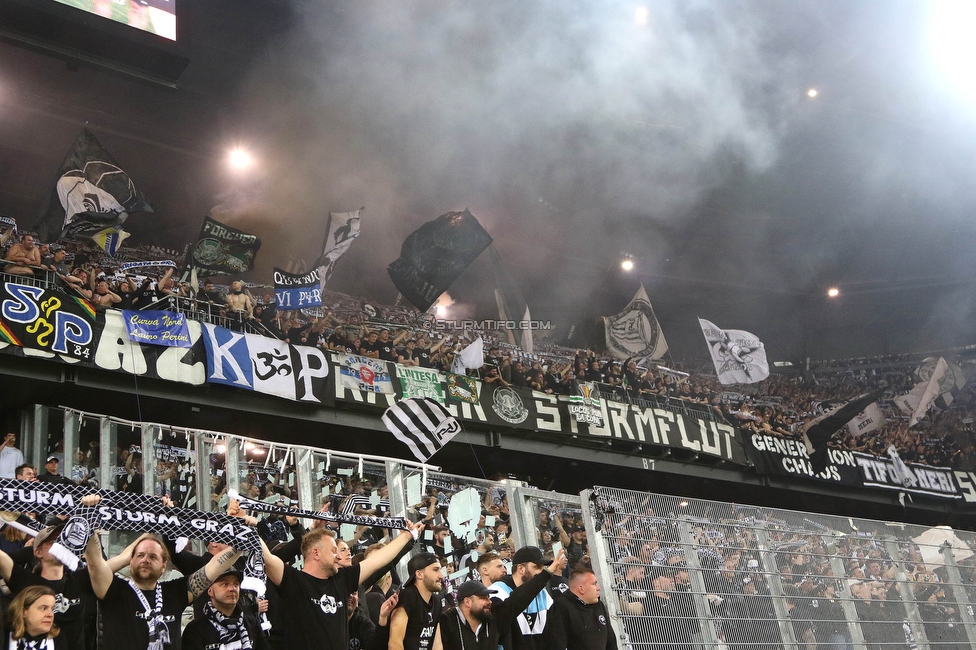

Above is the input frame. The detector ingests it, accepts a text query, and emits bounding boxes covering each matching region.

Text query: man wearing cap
[390,553,443,650]
[37,456,73,485]
[544,568,616,650]
[440,550,566,650]
[182,569,267,650]
[489,546,568,650]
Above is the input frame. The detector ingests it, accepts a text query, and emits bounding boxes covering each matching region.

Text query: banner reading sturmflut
[122,310,192,347]
[273,268,322,309]
[190,216,262,276]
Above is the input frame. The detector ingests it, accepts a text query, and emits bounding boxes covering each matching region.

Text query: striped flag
[382,398,462,462]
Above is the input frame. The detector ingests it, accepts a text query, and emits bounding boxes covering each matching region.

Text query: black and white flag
[603,285,668,360]
[34,129,153,242]
[698,318,769,385]
[382,398,462,462]
[315,207,362,291]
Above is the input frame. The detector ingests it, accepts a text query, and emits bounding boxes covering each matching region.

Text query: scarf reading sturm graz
[0,478,267,598]
[228,489,411,531]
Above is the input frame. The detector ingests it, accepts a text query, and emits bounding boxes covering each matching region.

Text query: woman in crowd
[5,585,59,649]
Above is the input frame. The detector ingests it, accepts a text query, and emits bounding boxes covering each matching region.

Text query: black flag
[34,129,152,242]
[190,216,262,276]
[803,390,885,474]
[387,209,493,311]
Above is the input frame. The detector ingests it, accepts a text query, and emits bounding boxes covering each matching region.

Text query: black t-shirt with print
[7,565,94,650]
[395,585,442,650]
[276,563,361,650]
[99,575,189,650]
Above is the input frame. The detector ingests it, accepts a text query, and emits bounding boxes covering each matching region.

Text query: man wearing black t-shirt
[359,331,381,358]
[262,520,422,650]
[85,529,241,650]
[390,553,443,650]
[375,329,399,362]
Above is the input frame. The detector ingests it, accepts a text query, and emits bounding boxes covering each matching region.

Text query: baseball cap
[403,553,440,587]
[46,456,58,463]
[213,569,244,583]
[34,524,65,548]
[512,546,545,566]
[456,581,491,601]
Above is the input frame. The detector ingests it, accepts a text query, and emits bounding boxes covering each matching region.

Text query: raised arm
[186,545,241,601]
[84,532,114,600]
[261,538,285,586]
[356,520,423,586]
[0,546,14,582]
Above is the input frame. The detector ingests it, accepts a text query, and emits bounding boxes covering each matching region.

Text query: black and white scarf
[128,579,171,650]
[7,635,55,650]
[203,600,253,650]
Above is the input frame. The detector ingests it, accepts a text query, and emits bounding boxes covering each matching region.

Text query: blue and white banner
[273,267,321,309]
[122,310,192,348]
[201,324,331,403]
[337,353,394,394]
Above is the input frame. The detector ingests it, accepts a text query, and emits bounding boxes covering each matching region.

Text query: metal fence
[582,486,976,650]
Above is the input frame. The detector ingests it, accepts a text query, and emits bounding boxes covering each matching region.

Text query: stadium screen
[51,0,175,41]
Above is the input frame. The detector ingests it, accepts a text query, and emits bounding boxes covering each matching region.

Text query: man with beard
[489,546,569,650]
[390,553,444,650]
[477,552,507,588]
[4,234,41,275]
[84,529,241,650]
[182,570,268,650]
[262,523,422,650]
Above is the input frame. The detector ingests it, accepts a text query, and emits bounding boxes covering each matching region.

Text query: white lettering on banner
[444,400,488,423]
[154,321,206,385]
[0,487,74,507]
[294,346,330,402]
[203,325,251,387]
[333,377,396,407]
[856,454,958,497]
[203,221,258,244]
[607,402,633,440]
[95,313,149,374]
[534,393,561,431]
[632,408,663,444]
[273,270,319,286]
[954,471,976,502]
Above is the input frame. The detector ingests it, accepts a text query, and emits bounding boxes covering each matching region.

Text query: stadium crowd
[4,232,976,472]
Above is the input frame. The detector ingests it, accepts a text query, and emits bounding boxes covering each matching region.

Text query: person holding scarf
[6,585,58,650]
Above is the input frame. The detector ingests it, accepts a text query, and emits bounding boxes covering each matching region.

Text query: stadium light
[827,287,840,298]
[635,7,649,26]
[927,0,976,104]
[807,88,818,98]
[621,255,636,271]
[228,148,254,170]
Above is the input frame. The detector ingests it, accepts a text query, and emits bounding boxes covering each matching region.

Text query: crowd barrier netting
[581,486,976,650]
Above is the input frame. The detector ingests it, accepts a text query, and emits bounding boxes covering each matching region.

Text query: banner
[909,357,948,427]
[190,216,261,276]
[337,354,395,394]
[847,403,885,437]
[91,226,130,256]
[746,434,963,499]
[387,209,493,311]
[604,285,668,360]
[273,268,322,309]
[201,324,331,403]
[698,318,769,385]
[0,281,100,361]
[917,356,967,406]
[446,373,479,404]
[121,310,192,348]
[382,398,461,462]
[396,365,445,404]
[567,382,605,427]
[33,129,153,242]
[315,208,363,290]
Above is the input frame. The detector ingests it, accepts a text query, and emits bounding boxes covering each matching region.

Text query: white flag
[887,445,918,488]
[603,285,668,360]
[451,337,484,375]
[698,318,769,385]
[908,357,948,427]
[382,398,461,462]
[847,402,885,437]
[315,207,362,290]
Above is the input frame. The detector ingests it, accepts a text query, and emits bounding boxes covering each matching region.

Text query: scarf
[128,579,171,650]
[204,600,253,650]
[229,489,410,530]
[7,635,54,650]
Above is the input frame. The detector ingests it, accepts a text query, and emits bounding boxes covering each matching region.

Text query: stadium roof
[2,0,976,362]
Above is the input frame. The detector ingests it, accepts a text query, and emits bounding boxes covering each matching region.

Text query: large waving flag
[603,285,668,360]
[90,226,130,256]
[189,216,262,276]
[451,337,484,375]
[698,318,769,385]
[316,207,362,290]
[34,129,152,242]
[802,390,885,474]
[382,398,461,462]
[387,209,493,311]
